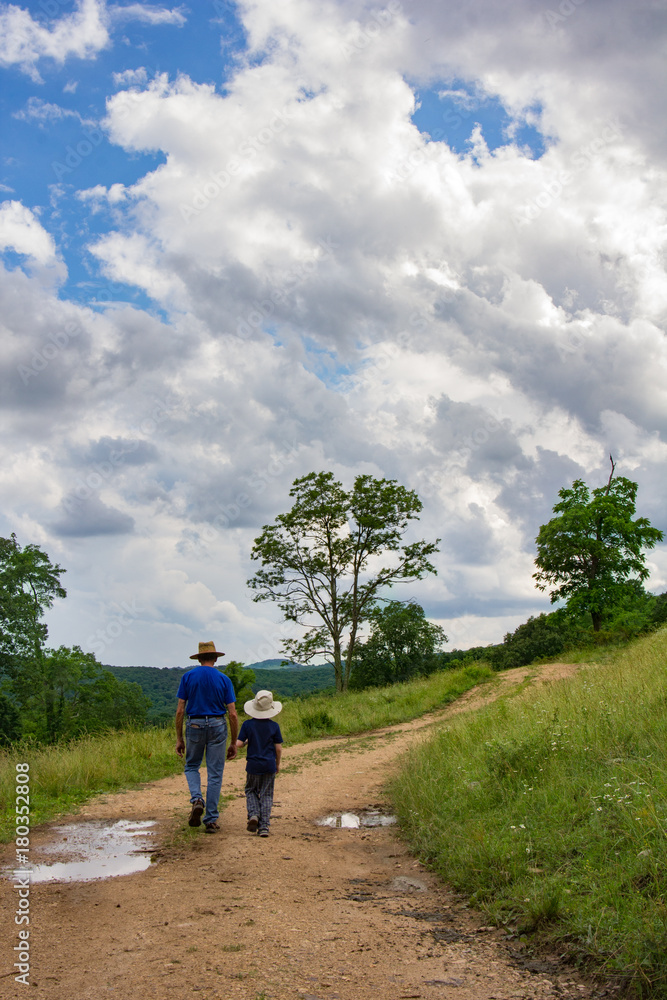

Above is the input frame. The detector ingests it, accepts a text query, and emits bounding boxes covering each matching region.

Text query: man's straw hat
[189,640,225,661]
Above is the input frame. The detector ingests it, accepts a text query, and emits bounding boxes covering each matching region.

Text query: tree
[0,690,20,745]
[223,660,256,709]
[350,600,447,689]
[0,533,66,669]
[487,611,586,671]
[533,462,664,631]
[248,472,439,691]
[12,645,150,742]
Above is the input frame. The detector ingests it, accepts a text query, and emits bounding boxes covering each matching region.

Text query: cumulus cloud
[0,200,58,265]
[52,493,135,537]
[1,0,666,665]
[0,0,109,81]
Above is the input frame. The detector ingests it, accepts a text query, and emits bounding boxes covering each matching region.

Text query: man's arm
[175,698,186,757]
[275,742,282,774]
[226,703,239,759]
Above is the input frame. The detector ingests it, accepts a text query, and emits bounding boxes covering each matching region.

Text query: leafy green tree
[248,472,439,691]
[223,660,256,709]
[350,600,447,689]
[0,533,66,674]
[651,591,667,628]
[13,645,150,742]
[487,611,586,671]
[533,465,664,631]
[0,689,20,745]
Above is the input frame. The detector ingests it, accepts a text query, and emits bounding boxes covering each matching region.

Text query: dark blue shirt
[177,665,236,717]
[238,718,283,775]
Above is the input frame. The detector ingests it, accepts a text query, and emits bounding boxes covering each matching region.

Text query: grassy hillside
[390,628,667,997]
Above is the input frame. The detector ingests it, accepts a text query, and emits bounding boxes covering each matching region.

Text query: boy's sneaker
[247,816,259,833]
[204,822,220,834]
[188,799,205,827]
[258,829,269,837]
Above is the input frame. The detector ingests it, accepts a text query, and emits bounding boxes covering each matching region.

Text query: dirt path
[1,663,603,1000]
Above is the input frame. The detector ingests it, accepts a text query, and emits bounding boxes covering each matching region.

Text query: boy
[235,690,283,837]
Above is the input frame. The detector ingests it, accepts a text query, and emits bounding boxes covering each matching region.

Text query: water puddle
[316,808,397,829]
[11,820,157,884]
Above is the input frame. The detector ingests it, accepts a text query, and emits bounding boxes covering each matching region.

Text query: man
[175,640,239,833]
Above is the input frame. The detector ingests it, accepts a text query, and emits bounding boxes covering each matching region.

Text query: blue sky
[1,3,547,310]
[1,0,665,666]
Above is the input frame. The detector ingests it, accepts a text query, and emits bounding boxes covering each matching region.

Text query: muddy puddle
[9,819,157,884]
[316,808,397,829]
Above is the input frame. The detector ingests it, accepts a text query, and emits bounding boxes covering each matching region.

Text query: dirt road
[1,664,603,1000]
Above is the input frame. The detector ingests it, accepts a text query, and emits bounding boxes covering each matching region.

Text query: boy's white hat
[244,690,282,719]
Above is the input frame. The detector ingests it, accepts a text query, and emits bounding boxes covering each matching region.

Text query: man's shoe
[247,816,259,833]
[258,829,269,837]
[188,799,204,827]
[204,822,220,833]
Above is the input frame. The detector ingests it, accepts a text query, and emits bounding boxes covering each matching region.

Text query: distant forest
[105,664,336,724]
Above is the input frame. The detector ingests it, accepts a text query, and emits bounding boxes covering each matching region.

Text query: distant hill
[105,662,335,724]
[246,658,330,671]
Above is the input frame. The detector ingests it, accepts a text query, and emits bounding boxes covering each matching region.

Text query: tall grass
[390,629,667,997]
[278,662,494,743]
[0,662,492,843]
[0,726,180,842]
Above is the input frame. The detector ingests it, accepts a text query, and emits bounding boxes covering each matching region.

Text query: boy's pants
[245,772,276,832]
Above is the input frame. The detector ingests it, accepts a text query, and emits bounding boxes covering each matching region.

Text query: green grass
[389,628,667,997]
[278,662,494,744]
[0,662,491,843]
[0,726,181,842]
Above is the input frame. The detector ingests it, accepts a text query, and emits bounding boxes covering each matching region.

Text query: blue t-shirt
[177,665,236,717]
[238,718,283,775]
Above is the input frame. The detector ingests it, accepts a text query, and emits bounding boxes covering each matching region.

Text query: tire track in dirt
[1,663,603,1000]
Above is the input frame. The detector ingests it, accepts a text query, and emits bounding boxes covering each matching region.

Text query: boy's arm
[235,739,247,748]
[275,743,282,773]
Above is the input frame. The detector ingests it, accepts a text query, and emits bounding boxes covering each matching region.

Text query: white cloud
[108,3,187,27]
[112,66,148,86]
[1,0,666,664]
[0,200,58,265]
[0,0,109,81]
[13,96,81,122]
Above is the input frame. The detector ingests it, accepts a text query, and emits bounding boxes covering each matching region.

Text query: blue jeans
[184,717,228,825]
